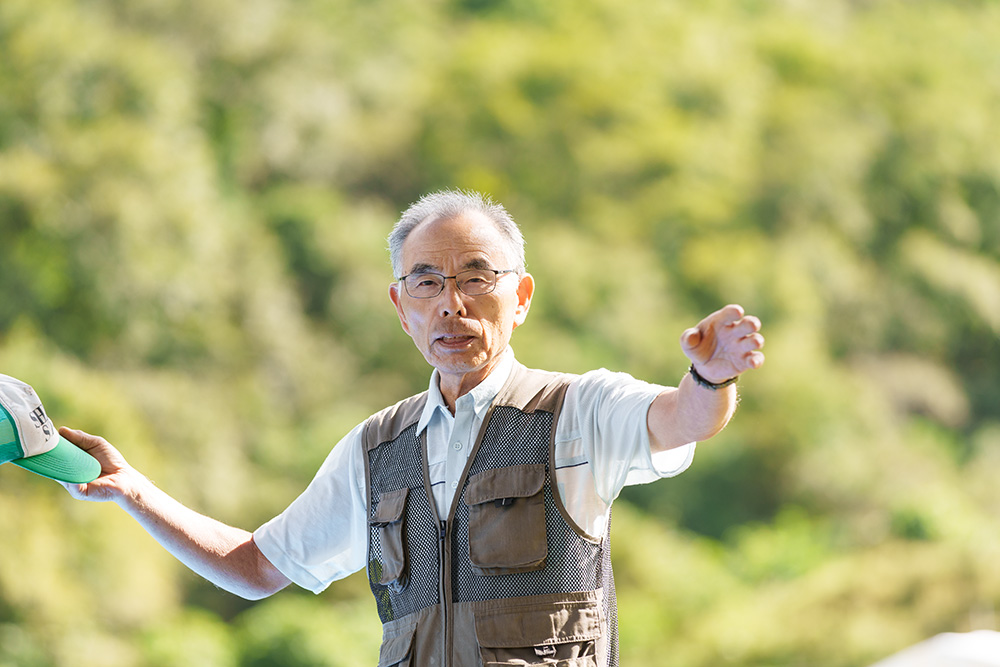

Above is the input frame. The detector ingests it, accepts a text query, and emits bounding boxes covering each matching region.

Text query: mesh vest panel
[367,423,440,623]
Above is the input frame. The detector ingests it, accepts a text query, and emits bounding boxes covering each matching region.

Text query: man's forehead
[401,212,508,272]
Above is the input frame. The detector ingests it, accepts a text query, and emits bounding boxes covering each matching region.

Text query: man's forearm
[60,427,291,600]
[647,371,738,452]
[115,474,290,600]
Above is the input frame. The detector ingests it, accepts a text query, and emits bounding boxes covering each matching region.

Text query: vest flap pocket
[464,464,545,506]
[370,487,409,592]
[378,619,416,667]
[371,487,409,526]
[465,464,547,575]
[475,597,602,649]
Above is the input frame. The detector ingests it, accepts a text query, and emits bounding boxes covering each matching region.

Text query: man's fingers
[681,304,766,375]
[741,332,765,352]
[736,314,762,334]
[718,303,745,322]
[723,315,762,342]
[60,480,89,497]
[58,427,122,470]
[682,306,754,358]
[734,329,765,371]
[54,428,131,502]
[58,426,105,452]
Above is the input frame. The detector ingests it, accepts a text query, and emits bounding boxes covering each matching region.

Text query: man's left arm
[647,304,765,453]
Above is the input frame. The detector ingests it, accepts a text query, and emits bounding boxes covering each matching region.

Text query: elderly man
[62,190,764,667]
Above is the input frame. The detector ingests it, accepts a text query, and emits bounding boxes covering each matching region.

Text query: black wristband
[688,364,738,390]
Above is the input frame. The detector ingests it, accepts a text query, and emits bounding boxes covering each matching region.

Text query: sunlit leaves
[2,0,1000,665]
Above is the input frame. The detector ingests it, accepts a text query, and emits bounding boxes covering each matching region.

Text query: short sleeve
[561,369,696,505]
[254,422,369,593]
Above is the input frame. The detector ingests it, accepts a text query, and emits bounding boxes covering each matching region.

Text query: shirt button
[451,481,458,489]
[452,441,463,451]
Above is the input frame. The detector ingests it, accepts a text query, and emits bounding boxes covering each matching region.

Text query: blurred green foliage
[2,0,999,664]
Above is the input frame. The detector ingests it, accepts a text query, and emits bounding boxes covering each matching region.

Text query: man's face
[388,212,533,394]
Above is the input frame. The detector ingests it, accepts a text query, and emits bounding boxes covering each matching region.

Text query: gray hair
[388,189,526,278]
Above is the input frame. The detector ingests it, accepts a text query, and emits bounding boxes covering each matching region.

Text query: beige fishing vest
[362,363,618,667]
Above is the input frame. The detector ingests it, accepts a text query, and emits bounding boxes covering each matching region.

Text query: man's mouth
[435,333,476,348]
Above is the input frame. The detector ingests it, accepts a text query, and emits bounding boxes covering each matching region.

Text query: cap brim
[12,434,102,484]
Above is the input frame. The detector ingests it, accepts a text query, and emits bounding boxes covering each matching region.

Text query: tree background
[2,0,999,664]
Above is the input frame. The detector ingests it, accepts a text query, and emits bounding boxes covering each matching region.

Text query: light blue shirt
[255,348,695,593]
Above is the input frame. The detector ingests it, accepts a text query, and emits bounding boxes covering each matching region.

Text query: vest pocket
[370,486,409,593]
[474,596,602,666]
[464,464,547,576]
[377,616,417,667]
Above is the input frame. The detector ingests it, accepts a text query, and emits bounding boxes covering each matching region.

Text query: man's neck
[438,370,489,414]
[436,350,511,414]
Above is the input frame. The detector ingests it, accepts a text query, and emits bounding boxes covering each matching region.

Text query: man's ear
[388,282,411,336]
[512,273,534,329]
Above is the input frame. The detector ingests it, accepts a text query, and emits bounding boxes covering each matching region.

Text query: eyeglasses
[398,269,516,299]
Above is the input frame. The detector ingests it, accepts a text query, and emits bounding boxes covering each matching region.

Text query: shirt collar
[418,347,516,433]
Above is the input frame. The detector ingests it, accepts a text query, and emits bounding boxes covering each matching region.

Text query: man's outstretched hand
[58,427,135,502]
[680,304,765,385]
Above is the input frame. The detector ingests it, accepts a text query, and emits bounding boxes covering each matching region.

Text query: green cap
[0,374,101,484]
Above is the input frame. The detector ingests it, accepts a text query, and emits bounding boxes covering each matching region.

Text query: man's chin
[430,350,488,375]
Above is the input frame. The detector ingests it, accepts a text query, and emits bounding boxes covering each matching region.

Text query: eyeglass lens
[404,269,499,298]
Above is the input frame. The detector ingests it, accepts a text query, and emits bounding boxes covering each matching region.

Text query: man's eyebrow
[405,258,493,275]
[407,262,439,275]
[462,258,492,271]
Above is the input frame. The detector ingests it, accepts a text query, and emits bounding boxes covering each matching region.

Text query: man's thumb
[681,328,702,351]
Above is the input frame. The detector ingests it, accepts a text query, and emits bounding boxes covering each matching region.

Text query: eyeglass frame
[396,268,517,299]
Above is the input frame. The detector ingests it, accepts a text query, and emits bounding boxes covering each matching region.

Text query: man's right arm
[59,427,291,601]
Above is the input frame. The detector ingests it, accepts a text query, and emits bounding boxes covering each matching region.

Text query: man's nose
[438,278,467,316]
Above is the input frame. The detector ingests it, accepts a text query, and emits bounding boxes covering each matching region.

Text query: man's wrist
[115,469,158,511]
[688,364,738,391]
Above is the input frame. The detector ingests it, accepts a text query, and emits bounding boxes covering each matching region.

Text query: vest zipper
[439,519,450,666]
